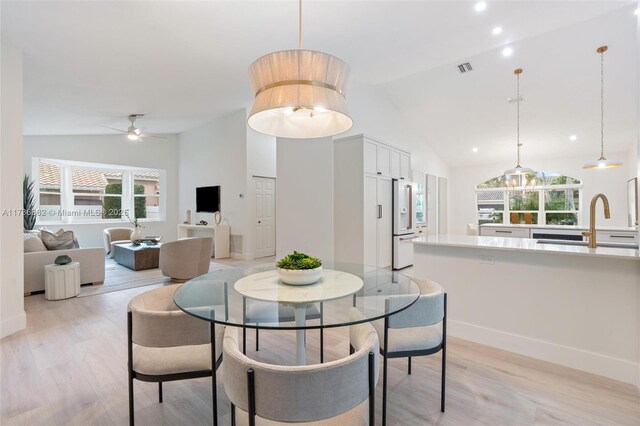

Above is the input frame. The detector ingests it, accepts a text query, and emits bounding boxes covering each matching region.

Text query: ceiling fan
[104,114,164,141]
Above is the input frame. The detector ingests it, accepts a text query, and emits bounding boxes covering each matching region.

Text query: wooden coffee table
[113,243,160,271]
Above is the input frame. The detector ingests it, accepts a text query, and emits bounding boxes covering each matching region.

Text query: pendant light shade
[248,50,353,139]
[247,0,353,139]
[583,46,622,170]
[504,68,534,178]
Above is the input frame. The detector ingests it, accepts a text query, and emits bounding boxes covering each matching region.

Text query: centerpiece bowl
[276,251,323,285]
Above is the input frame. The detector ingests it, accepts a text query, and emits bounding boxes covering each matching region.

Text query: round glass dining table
[173,262,421,365]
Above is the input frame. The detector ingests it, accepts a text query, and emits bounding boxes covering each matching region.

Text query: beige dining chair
[127,284,225,426]
[223,308,379,426]
[371,278,447,426]
[160,237,213,281]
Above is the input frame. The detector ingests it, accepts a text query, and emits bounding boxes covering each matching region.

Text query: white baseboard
[449,319,639,388]
[230,252,254,261]
[1,311,26,339]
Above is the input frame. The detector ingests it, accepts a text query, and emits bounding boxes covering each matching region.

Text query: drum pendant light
[583,46,622,170]
[504,68,534,177]
[247,0,353,139]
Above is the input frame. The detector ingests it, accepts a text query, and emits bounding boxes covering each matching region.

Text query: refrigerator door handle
[378,204,382,219]
[407,184,413,231]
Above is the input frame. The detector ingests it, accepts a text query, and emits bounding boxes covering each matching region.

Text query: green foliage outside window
[102,183,147,219]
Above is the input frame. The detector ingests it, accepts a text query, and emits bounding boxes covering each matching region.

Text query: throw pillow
[40,229,76,251]
[24,234,47,253]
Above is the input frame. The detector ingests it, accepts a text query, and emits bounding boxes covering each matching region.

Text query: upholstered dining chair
[103,227,133,257]
[223,309,379,426]
[371,278,447,426]
[159,237,213,282]
[127,284,225,426]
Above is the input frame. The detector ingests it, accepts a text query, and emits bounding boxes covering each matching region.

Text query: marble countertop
[479,223,638,232]
[413,234,640,260]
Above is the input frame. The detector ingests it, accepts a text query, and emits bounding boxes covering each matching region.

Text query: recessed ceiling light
[492,27,503,35]
[502,47,513,57]
[474,2,487,12]
[472,147,479,153]
[569,135,577,141]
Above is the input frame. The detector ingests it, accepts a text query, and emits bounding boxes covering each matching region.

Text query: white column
[276,137,334,261]
[0,42,26,337]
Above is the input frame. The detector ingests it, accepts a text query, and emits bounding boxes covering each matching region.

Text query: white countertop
[413,234,640,260]
[480,223,638,232]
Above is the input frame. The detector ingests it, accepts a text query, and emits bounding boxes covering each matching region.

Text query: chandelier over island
[504,68,534,178]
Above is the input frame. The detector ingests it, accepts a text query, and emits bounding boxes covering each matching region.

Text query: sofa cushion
[24,234,47,253]
[40,229,76,251]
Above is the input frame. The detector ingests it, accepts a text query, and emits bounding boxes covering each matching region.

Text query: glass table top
[173,262,421,330]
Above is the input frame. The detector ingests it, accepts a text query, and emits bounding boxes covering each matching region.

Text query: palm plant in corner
[23,175,37,232]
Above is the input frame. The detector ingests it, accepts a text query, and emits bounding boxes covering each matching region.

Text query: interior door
[254,177,276,258]
[377,177,392,268]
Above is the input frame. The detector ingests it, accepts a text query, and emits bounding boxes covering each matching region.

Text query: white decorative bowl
[277,266,323,285]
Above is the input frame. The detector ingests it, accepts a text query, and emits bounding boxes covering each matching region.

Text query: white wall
[276,137,334,261]
[245,119,276,259]
[23,134,180,248]
[178,109,249,257]
[448,150,633,235]
[341,80,450,179]
[1,42,26,338]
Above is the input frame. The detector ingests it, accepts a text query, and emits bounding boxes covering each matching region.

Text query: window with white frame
[476,172,582,226]
[35,158,165,224]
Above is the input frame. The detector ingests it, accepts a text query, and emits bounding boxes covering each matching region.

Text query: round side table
[44,262,81,300]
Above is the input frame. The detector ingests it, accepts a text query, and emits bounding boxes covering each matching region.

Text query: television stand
[177,224,230,259]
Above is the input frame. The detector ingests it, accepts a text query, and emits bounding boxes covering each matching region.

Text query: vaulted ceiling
[2,1,637,166]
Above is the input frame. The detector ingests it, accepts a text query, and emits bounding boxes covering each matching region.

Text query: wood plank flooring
[2,258,639,425]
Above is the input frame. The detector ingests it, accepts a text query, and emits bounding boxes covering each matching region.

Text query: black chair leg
[382,354,388,426]
[441,348,446,412]
[242,327,246,355]
[408,357,412,375]
[255,328,259,351]
[320,328,324,363]
[158,382,163,403]
[231,403,236,426]
[128,376,134,426]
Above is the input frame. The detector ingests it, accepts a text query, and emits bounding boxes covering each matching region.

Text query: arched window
[476,172,582,226]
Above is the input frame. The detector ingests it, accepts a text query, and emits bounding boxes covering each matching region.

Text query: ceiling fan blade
[140,133,167,139]
[102,126,129,133]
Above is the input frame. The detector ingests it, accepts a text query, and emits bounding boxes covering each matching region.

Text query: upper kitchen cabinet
[362,137,408,178]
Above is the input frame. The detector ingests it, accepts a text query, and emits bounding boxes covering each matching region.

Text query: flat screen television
[196,186,221,213]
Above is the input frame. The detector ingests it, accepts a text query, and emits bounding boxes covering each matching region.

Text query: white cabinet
[334,135,405,268]
[596,230,638,244]
[400,153,411,180]
[480,226,530,238]
[363,138,399,178]
[391,150,401,179]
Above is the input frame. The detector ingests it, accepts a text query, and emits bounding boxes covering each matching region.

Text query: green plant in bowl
[276,251,322,270]
[276,251,323,285]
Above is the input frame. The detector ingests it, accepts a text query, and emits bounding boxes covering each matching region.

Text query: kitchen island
[412,234,640,387]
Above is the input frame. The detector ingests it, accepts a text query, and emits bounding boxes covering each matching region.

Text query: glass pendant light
[583,46,622,169]
[504,68,534,177]
[247,0,353,139]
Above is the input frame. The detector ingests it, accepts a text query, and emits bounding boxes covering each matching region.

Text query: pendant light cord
[516,70,521,167]
[600,48,605,159]
[298,0,302,49]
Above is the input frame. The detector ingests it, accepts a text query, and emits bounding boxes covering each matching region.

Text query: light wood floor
[2,259,639,425]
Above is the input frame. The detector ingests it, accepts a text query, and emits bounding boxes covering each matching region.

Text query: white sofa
[24,234,105,294]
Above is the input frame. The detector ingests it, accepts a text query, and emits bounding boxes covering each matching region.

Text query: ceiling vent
[457,62,473,73]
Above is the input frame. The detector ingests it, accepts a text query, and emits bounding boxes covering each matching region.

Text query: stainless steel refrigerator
[392,179,418,269]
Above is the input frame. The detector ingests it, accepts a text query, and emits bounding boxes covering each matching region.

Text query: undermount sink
[536,239,639,250]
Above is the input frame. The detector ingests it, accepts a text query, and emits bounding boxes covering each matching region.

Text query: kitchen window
[34,158,165,224]
[476,172,582,226]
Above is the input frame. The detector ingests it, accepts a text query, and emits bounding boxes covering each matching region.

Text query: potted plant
[23,175,37,232]
[276,251,323,285]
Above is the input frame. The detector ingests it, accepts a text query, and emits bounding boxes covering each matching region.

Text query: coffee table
[113,243,160,271]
